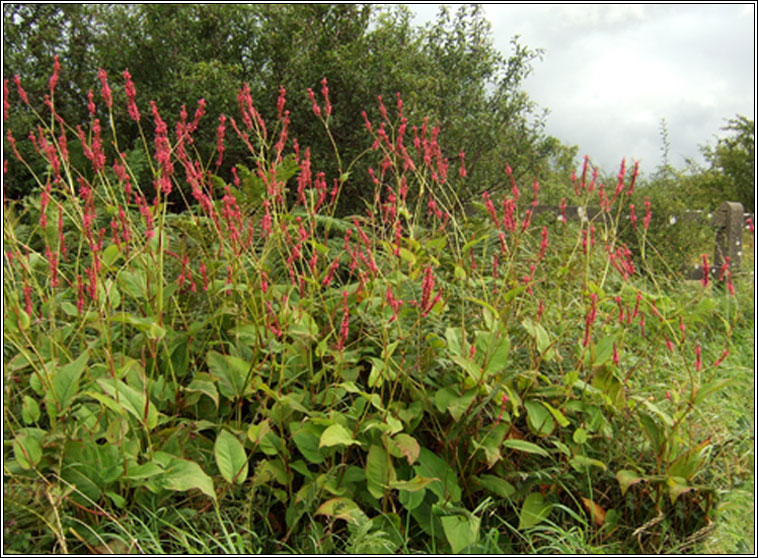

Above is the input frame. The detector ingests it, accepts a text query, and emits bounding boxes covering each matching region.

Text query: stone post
[713,201,744,271]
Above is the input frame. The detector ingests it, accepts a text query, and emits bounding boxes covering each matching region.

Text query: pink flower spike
[713,349,729,368]
[695,344,702,371]
[98,68,112,109]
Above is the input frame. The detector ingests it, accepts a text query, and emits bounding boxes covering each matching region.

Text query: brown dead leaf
[581,496,606,526]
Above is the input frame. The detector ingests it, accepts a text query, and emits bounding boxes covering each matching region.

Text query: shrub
[3,60,747,554]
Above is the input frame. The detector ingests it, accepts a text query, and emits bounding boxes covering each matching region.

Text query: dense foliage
[3,4,576,214]
[3,55,752,554]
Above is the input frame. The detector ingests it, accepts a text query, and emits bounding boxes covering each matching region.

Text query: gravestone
[713,201,744,272]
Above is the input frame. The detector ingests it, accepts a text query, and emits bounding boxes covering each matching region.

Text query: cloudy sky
[407,3,755,176]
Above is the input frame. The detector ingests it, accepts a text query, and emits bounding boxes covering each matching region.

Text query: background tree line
[3,3,753,216]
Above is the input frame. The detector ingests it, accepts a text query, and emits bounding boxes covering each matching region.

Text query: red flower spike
[49,55,61,94]
[713,349,729,368]
[123,68,140,121]
[701,254,710,287]
[97,68,112,109]
[320,77,332,116]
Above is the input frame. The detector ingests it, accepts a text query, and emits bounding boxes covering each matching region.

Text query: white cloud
[405,3,755,175]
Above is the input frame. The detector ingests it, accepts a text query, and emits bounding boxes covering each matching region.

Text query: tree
[699,115,754,211]
[3,4,572,216]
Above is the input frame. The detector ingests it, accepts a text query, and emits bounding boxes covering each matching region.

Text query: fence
[530,201,751,279]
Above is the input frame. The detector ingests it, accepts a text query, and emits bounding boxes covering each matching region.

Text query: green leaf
[667,439,710,480]
[292,426,325,464]
[21,395,40,425]
[592,335,616,367]
[444,326,464,356]
[414,447,461,504]
[13,434,43,469]
[365,444,395,499]
[573,428,588,445]
[435,387,476,422]
[541,401,569,427]
[159,457,216,501]
[518,492,552,529]
[441,512,480,553]
[315,497,367,525]
[101,244,122,267]
[667,476,694,504]
[207,350,252,399]
[51,350,89,414]
[389,476,437,492]
[96,379,160,430]
[474,474,515,499]
[694,377,736,406]
[109,313,166,340]
[124,461,165,480]
[319,423,361,448]
[616,469,645,496]
[524,400,555,437]
[570,455,608,472]
[503,439,550,457]
[215,430,248,484]
[391,433,421,465]
[185,373,219,409]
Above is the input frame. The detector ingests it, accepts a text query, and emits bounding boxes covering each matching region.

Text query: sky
[406,3,755,176]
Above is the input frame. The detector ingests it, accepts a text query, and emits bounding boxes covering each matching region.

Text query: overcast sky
[407,3,755,176]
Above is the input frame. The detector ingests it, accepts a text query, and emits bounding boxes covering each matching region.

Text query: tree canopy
[3,3,574,213]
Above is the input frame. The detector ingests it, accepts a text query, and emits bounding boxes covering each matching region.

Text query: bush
[3,62,748,554]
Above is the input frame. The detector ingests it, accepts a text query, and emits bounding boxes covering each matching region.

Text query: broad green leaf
[441,513,480,553]
[101,244,121,267]
[248,419,272,446]
[398,247,416,266]
[444,327,464,356]
[503,439,550,457]
[667,476,694,504]
[215,430,248,484]
[391,433,421,465]
[51,350,89,414]
[365,444,396,500]
[471,438,501,469]
[315,497,367,525]
[590,335,616,368]
[474,474,515,498]
[21,395,40,424]
[518,492,552,529]
[109,313,166,340]
[484,334,510,374]
[522,319,551,357]
[319,423,361,448]
[414,447,461,504]
[13,434,43,469]
[124,461,164,480]
[159,457,216,501]
[573,427,588,445]
[541,401,569,427]
[667,439,710,480]
[616,469,645,495]
[525,400,555,437]
[96,379,159,430]
[389,476,437,492]
[570,455,608,472]
[185,373,219,409]
[207,350,252,399]
[292,427,325,464]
